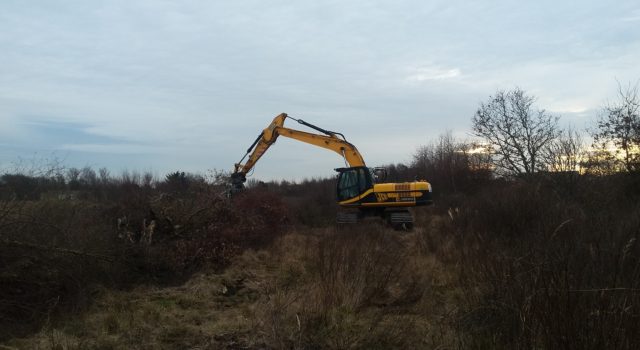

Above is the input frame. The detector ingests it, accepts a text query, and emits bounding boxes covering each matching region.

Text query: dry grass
[5,251,272,350]
[3,217,461,350]
[0,186,288,341]
[451,176,640,349]
[6,173,638,349]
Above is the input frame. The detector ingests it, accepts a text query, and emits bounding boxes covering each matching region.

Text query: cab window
[337,168,373,201]
[358,168,370,192]
[337,169,359,201]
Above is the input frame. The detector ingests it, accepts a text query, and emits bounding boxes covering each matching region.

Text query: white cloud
[621,15,640,22]
[406,65,462,82]
[620,9,640,22]
[57,143,168,155]
[546,104,589,114]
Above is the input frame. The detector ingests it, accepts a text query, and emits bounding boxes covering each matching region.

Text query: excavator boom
[233,113,365,176]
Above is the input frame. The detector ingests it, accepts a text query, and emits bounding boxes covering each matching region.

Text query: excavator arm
[231,113,365,189]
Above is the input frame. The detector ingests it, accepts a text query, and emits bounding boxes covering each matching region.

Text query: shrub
[453,176,640,349]
[0,179,288,340]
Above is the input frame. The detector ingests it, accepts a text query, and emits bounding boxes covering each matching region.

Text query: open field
[1,172,640,349]
[4,221,461,349]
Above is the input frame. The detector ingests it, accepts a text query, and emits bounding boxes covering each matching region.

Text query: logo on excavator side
[375,193,389,202]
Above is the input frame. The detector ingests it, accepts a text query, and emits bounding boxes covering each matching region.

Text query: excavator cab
[335,167,374,202]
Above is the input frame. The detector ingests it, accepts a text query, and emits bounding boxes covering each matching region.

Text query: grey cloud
[1,0,639,179]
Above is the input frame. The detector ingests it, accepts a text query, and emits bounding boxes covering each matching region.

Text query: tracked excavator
[231,113,432,229]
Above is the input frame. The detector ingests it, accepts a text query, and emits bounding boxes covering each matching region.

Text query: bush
[0,180,288,340]
[452,175,640,349]
[259,177,338,227]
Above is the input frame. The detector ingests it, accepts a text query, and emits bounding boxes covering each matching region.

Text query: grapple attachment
[230,172,247,191]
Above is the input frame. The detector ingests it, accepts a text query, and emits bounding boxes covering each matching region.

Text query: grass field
[1,173,639,349]
[4,218,464,349]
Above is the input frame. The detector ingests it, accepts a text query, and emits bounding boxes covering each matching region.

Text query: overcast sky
[1,0,639,181]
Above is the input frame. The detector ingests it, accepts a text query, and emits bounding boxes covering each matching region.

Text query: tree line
[472,82,639,177]
[380,81,639,195]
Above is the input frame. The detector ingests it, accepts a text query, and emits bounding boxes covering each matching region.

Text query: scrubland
[1,169,639,349]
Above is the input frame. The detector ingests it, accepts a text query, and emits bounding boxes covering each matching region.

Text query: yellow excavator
[231,113,432,229]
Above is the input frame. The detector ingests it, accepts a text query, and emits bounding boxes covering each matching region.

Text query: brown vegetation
[452,175,640,349]
[0,172,287,341]
[2,165,640,349]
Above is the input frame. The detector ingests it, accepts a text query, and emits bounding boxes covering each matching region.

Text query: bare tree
[67,167,81,189]
[581,148,620,176]
[412,131,492,193]
[592,81,640,173]
[543,127,585,173]
[80,166,98,187]
[142,172,155,188]
[472,88,560,177]
[98,167,110,185]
